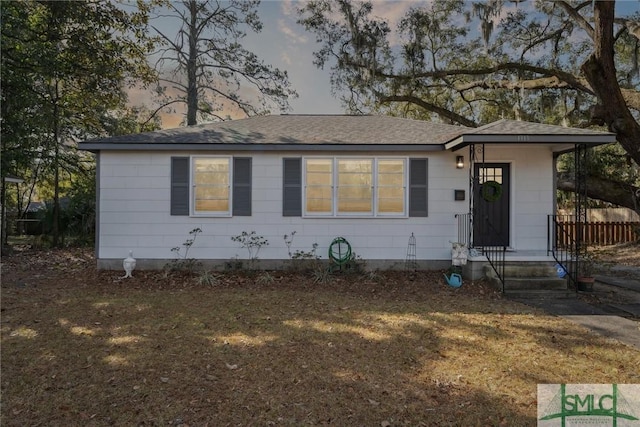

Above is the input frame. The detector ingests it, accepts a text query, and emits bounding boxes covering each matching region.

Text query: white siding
[97,146,554,263]
[477,144,554,251]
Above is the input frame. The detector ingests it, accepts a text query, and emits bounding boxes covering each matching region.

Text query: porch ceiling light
[456,155,464,169]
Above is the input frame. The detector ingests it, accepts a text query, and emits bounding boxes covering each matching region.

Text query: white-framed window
[191,156,232,216]
[302,157,407,217]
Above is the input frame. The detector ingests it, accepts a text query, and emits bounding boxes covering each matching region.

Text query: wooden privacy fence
[556,221,640,246]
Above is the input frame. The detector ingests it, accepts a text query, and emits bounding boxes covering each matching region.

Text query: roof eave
[78,142,446,153]
[445,134,617,150]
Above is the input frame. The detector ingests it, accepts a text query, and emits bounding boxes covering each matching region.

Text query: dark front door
[473,163,510,247]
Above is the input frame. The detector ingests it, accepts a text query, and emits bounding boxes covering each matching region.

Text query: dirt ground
[583,242,640,311]
[1,244,639,426]
[590,241,640,269]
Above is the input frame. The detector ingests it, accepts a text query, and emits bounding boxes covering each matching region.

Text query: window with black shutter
[282,158,302,216]
[171,156,252,217]
[409,158,428,217]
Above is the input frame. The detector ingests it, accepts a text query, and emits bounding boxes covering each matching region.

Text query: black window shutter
[282,158,302,216]
[409,158,428,217]
[232,157,252,216]
[171,157,189,216]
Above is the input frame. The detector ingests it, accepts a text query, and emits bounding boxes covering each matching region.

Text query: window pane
[337,159,372,213]
[194,158,229,184]
[306,159,332,172]
[305,159,332,214]
[338,187,372,199]
[338,159,371,173]
[378,198,404,213]
[194,171,228,185]
[307,186,333,200]
[338,186,372,212]
[195,158,229,172]
[378,160,404,173]
[479,167,502,184]
[377,159,405,214]
[339,173,372,186]
[195,186,229,200]
[306,198,332,213]
[378,187,404,198]
[378,173,404,186]
[306,181,332,213]
[339,200,373,212]
[307,172,332,185]
[195,199,229,211]
[193,157,230,213]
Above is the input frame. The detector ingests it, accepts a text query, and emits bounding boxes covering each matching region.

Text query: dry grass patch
[591,241,640,268]
[2,249,639,426]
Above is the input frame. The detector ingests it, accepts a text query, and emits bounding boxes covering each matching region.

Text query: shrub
[166,228,203,273]
[231,231,268,268]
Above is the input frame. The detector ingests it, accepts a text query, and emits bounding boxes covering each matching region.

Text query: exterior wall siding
[477,144,553,251]
[97,146,553,267]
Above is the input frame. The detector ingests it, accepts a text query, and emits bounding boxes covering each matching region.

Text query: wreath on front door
[482,180,502,202]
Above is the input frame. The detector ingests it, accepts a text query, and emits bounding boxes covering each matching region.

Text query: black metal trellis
[405,233,417,271]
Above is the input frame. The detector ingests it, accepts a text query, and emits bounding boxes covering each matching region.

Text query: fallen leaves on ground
[1,247,638,426]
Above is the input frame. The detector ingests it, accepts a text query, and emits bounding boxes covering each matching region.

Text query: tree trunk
[557,171,640,213]
[52,119,61,247]
[186,0,198,126]
[52,78,61,247]
[581,1,640,166]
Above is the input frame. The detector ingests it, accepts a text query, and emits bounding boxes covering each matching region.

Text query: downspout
[95,151,101,262]
[468,143,475,248]
[552,152,559,216]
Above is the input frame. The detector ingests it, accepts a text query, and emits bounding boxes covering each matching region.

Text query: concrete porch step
[501,263,559,278]
[488,276,570,293]
[484,262,570,293]
[503,277,568,291]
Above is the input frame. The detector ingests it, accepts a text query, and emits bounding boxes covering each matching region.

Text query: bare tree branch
[142,99,185,126]
[558,171,639,211]
[379,95,477,127]
[556,1,594,39]
[615,19,640,40]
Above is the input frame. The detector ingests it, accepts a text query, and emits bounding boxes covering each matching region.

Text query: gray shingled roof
[80,115,467,148]
[79,115,616,152]
[467,119,614,136]
[444,119,616,150]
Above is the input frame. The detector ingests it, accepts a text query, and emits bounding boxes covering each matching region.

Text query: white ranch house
[79,115,615,290]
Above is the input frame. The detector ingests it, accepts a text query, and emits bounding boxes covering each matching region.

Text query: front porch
[455,208,587,296]
[446,120,617,293]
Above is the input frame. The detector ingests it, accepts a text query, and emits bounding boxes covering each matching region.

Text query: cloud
[279,0,299,18]
[281,51,293,65]
[278,18,308,44]
[348,0,410,47]
[370,0,416,30]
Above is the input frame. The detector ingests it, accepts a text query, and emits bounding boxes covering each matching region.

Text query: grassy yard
[1,248,639,426]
